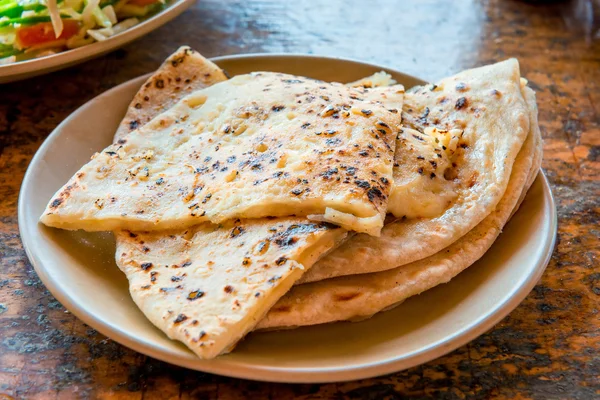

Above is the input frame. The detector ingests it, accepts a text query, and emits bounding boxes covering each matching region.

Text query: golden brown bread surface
[116,218,346,358]
[109,47,349,359]
[114,46,229,143]
[298,59,531,284]
[41,72,404,235]
[257,85,541,329]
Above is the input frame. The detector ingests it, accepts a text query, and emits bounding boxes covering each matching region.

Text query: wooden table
[1,0,599,398]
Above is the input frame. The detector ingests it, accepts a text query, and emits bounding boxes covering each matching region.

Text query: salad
[0,0,170,64]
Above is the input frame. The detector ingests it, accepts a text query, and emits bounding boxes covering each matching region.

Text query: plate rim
[17,54,558,383]
[0,0,196,83]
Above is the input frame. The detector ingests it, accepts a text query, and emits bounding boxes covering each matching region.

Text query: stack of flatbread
[40,47,542,359]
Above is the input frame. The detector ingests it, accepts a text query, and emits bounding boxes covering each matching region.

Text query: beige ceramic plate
[18,54,557,383]
[0,0,195,84]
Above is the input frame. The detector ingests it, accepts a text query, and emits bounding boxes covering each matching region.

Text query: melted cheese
[388,127,459,218]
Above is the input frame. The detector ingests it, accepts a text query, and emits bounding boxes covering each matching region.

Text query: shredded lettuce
[81,0,99,26]
[87,15,135,40]
[91,4,111,27]
[58,7,81,19]
[82,0,113,29]
[101,4,115,24]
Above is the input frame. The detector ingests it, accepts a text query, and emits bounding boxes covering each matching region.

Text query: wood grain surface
[1,0,599,398]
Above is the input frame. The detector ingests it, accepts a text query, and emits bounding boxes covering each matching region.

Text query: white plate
[18,54,557,383]
[0,0,195,84]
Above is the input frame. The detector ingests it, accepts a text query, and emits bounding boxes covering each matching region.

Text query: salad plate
[18,54,557,383]
[0,0,195,83]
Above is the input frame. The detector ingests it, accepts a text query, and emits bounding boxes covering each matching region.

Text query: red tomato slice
[128,0,159,6]
[16,20,80,48]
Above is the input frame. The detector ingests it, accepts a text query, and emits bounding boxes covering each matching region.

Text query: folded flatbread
[257,85,541,329]
[299,59,531,284]
[116,218,345,358]
[41,72,404,235]
[108,49,349,358]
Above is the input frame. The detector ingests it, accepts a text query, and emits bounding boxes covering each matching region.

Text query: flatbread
[522,89,543,193]
[113,46,229,144]
[110,49,348,358]
[298,59,530,284]
[256,85,540,329]
[116,219,346,358]
[41,74,404,235]
[512,82,543,218]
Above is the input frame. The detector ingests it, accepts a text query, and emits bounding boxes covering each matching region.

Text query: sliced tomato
[16,20,80,48]
[128,0,159,6]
